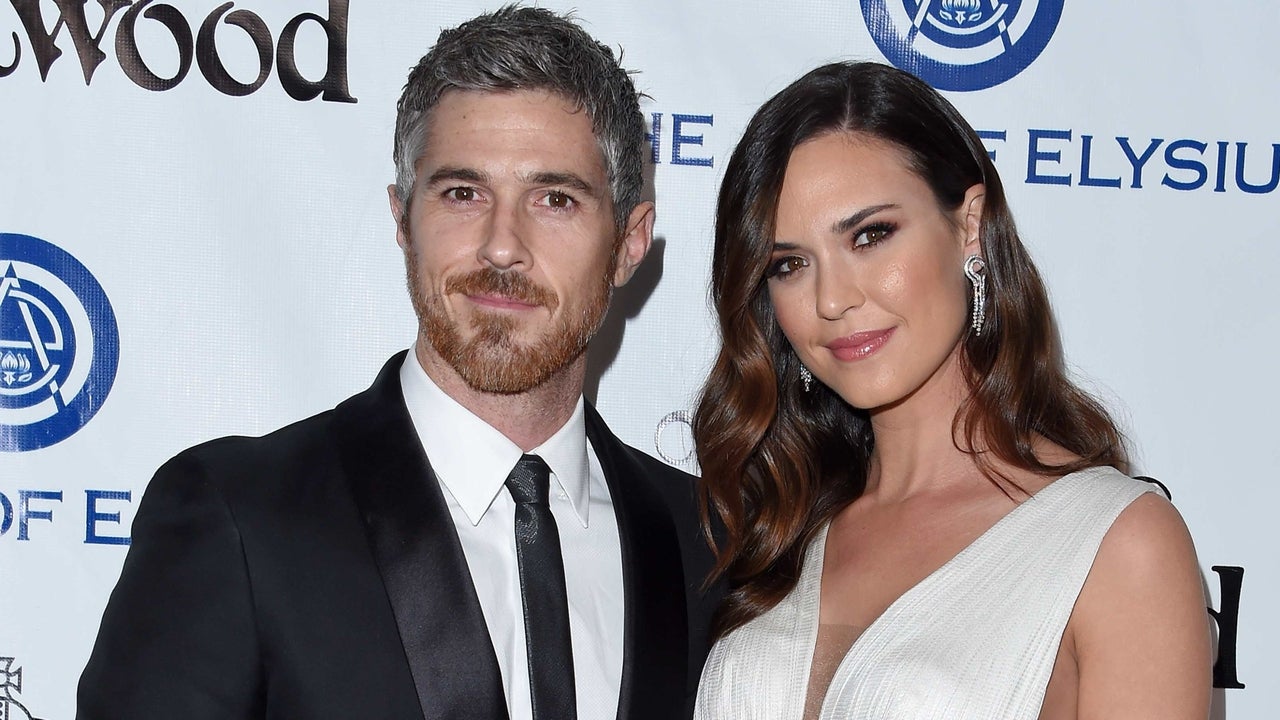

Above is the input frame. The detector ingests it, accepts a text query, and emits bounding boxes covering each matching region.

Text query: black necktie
[505,454,577,720]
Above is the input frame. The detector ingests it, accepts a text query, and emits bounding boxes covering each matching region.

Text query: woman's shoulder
[1090,480,1199,593]
[1000,460,1155,506]
[1064,470,1212,717]
[1041,464,1192,575]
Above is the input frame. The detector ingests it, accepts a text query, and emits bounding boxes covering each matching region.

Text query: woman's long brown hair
[693,62,1128,638]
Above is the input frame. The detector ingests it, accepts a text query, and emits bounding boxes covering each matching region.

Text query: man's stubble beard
[406,247,616,395]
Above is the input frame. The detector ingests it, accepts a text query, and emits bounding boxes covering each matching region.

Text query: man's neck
[414,344,585,452]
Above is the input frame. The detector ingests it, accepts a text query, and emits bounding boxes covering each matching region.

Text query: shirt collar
[399,348,592,528]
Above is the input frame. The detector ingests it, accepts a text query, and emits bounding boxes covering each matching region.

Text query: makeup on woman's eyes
[852,220,897,248]
[766,211,899,280]
[765,253,807,279]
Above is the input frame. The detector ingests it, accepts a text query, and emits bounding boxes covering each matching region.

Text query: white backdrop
[0,1,1273,717]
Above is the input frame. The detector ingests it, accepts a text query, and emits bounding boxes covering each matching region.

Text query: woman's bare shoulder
[1068,488,1213,719]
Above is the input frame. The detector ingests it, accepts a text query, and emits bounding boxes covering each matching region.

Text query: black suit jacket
[78,353,719,719]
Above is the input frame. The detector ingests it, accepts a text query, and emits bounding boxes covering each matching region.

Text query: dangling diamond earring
[964,255,987,336]
[799,365,813,393]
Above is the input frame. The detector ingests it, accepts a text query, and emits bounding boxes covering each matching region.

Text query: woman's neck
[863,350,980,502]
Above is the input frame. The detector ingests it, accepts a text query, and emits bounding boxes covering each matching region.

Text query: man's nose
[478,199,533,271]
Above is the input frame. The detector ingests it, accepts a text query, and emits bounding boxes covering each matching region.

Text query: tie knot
[505,453,552,505]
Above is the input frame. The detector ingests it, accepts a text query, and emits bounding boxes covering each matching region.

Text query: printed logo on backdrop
[1,657,45,720]
[0,0,355,101]
[655,410,698,472]
[0,233,119,452]
[861,0,1064,91]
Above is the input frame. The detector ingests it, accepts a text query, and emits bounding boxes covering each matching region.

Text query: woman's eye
[854,222,894,247]
[767,256,807,278]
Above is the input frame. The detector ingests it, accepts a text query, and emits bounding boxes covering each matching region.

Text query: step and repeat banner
[0,1,1273,717]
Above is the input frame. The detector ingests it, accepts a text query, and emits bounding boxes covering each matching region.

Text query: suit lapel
[586,405,689,720]
[334,353,509,720]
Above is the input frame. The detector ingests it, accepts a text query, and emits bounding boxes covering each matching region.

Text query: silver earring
[964,255,987,336]
[799,365,813,393]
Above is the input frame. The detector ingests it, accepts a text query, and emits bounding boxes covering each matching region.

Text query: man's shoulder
[593,418,700,519]
[163,353,408,483]
[144,408,349,517]
[614,439,696,484]
[585,404,696,485]
[172,406,340,474]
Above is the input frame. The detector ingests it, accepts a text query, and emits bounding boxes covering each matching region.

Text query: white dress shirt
[399,350,624,720]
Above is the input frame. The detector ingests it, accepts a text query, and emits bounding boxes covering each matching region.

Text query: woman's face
[767,132,984,413]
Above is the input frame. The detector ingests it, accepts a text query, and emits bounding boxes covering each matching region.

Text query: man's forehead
[417,88,608,177]
[428,87,592,132]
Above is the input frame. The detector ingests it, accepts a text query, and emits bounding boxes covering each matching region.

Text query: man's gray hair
[392,5,646,233]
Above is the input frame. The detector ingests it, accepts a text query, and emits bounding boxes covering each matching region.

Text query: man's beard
[407,254,614,395]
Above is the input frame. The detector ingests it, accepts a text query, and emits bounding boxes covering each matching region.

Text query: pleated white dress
[694,466,1155,720]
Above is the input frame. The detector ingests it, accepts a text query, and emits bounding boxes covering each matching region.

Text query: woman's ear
[960,184,985,255]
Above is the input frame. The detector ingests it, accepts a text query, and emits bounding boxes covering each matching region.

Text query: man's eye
[445,187,477,202]
[544,191,575,209]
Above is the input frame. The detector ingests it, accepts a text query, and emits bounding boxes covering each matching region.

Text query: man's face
[391,89,651,394]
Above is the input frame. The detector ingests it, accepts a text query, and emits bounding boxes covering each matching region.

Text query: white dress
[693,466,1155,719]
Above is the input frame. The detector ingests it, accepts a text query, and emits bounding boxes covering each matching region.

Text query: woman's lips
[826,328,895,361]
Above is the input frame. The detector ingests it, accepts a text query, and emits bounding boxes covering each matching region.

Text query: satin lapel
[335,353,509,720]
[586,405,688,720]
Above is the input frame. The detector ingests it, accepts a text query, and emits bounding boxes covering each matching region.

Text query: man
[77,7,718,719]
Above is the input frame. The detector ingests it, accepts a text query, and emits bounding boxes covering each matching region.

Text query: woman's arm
[1071,492,1213,719]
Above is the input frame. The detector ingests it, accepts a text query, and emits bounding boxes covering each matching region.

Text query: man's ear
[612,201,655,287]
[388,185,410,250]
[959,184,985,255]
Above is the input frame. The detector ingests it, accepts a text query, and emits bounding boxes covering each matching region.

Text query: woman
[692,62,1211,719]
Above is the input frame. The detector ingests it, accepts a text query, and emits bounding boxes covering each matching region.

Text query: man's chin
[455,357,554,395]
[420,296,601,395]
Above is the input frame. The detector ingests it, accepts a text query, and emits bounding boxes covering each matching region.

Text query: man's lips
[825,328,895,361]
[465,292,541,310]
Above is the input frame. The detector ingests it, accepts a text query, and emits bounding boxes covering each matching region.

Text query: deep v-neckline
[800,468,1096,718]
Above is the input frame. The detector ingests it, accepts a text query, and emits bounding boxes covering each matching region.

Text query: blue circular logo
[861,0,1064,91]
[0,233,119,451]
